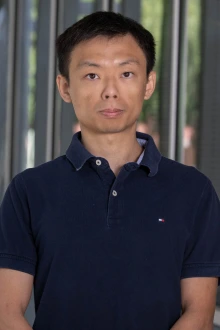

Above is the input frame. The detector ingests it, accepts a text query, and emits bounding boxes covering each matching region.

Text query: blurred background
[0,0,220,327]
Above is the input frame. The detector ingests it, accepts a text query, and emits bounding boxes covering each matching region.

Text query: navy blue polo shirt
[1,131,220,330]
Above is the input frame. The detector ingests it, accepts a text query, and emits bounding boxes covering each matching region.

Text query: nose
[101,78,119,100]
[104,94,117,99]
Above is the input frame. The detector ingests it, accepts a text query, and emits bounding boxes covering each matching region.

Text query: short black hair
[56,11,156,81]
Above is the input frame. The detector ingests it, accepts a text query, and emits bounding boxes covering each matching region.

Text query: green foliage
[186,0,201,125]
[140,0,164,122]
[28,0,38,129]
[80,0,94,3]
[140,0,201,128]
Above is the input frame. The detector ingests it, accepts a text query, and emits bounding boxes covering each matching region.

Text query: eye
[86,73,99,80]
[122,72,134,78]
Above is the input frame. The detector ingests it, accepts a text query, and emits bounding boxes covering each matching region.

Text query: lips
[100,108,123,113]
[99,108,124,118]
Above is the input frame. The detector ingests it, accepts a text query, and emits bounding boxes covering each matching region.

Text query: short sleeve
[0,174,37,275]
[181,179,220,281]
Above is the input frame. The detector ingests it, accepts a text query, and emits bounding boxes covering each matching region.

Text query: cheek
[125,85,146,106]
[71,88,94,110]
[71,92,98,123]
[125,77,146,96]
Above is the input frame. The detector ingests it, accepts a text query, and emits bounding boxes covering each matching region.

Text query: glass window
[11,0,38,176]
[139,0,164,149]
[27,0,38,168]
[183,0,201,167]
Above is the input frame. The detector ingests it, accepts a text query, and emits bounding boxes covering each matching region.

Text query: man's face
[57,34,156,135]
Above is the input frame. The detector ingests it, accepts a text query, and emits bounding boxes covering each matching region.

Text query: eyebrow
[77,58,140,69]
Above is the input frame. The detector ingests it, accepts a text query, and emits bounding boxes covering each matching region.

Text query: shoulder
[158,156,211,197]
[160,156,208,182]
[12,155,72,193]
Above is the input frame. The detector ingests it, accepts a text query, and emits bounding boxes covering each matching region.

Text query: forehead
[69,34,146,69]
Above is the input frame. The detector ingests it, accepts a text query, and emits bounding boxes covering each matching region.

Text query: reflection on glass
[183,0,201,167]
[26,0,38,168]
[78,0,96,22]
[113,0,122,12]
[140,0,201,164]
[139,0,164,149]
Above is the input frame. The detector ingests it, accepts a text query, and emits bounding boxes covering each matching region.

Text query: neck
[80,127,144,176]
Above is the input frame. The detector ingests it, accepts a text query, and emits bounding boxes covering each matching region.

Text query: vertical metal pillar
[12,0,32,176]
[121,0,140,22]
[176,0,188,163]
[34,0,58,166]
[0,0,16,199]
[159,0,180,160]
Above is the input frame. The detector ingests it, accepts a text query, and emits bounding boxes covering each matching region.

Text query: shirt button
[112,190,117,197]
[96,159,102,166]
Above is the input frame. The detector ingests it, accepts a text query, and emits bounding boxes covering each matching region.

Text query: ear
[144,71,156,100]
[56,75,72,103]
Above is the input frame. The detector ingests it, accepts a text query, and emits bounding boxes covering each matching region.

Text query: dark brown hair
[56,11,156,81]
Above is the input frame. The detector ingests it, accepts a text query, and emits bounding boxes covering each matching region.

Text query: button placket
[107,168,131,226]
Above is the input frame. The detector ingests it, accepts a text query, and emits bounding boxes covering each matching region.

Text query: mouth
[99,108,124,118]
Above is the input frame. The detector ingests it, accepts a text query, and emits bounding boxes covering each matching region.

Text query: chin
[97,125,133,135]
[81,120,136,135]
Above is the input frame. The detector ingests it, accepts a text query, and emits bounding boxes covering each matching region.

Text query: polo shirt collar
[66,131,93,171]
[136,131,161,177]
[66,131,161,177]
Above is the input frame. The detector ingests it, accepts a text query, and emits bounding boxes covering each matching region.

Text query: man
[0,11,220,330]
